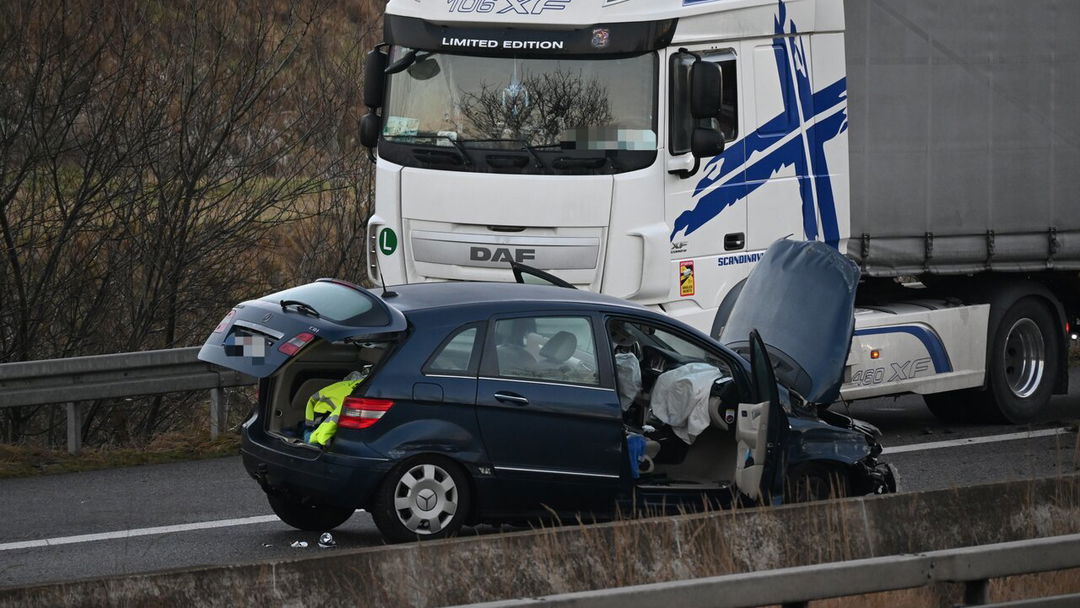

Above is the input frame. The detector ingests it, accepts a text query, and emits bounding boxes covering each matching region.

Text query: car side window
[492,316,599,386]
[425,324,483,376]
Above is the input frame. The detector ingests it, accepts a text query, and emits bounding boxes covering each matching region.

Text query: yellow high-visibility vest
[305,378,364,447]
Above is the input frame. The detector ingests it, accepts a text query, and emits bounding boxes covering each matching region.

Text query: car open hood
[198,279,407,379]
[720,240,860,405]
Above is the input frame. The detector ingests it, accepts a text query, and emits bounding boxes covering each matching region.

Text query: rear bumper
[241,427,393,510]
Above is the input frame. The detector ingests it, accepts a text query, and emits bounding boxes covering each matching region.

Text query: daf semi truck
[358,0,1080,424]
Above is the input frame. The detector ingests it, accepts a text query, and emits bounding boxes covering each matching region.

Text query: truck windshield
[379,49,658,175]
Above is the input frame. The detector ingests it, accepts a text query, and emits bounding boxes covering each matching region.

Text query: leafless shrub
[0,0,383,445]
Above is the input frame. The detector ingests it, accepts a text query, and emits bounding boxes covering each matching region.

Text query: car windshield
[379,48,659,174]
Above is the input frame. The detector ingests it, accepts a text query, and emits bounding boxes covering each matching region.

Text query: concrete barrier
[2,473,1078,608]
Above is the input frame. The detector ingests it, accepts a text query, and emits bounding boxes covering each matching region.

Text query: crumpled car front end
[789,408,897,496]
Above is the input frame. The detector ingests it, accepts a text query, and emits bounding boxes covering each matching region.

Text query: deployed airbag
[650,363,724,444]
[615,352,642,411]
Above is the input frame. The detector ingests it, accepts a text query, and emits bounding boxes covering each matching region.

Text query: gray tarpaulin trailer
[845,0,1080,275]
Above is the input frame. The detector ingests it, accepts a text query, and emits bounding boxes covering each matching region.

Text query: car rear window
[260,282,389,326]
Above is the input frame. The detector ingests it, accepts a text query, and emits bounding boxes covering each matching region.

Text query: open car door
[735,329,788,504]
[198,279,407,378]
[510,262,576,289]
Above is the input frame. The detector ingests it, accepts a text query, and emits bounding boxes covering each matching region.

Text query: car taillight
[278,332,315,356]
[339,397,394,430]
[213,310,236,333]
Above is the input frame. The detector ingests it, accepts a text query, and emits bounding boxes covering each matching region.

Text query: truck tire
[266,493,355,531]
[923,391,981,425]
[981,298,1060,424]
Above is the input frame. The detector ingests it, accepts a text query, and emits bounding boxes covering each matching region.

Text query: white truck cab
[362,0,1079,423]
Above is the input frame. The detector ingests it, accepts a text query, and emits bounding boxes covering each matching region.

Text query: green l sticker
[378,228,398,256]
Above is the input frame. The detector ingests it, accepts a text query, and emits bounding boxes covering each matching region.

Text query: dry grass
[0,430,240,479]
[322,474,1080,608]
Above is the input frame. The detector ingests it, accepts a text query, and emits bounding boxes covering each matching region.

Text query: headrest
[539,331,577,363]
[611,323,636,347]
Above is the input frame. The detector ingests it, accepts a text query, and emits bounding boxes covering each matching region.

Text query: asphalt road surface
[2,368,1078,589]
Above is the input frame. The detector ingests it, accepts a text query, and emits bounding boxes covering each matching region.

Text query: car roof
[380,281,646,315]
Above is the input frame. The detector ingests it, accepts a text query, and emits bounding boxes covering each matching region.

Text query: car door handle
[724,232,745,251]
[493,392,529,406]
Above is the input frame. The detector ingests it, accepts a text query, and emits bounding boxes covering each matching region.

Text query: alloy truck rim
[393,463,458,535]
[1003,318,1045,399]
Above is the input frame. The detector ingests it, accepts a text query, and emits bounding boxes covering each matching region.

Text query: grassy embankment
[0,431,241,479]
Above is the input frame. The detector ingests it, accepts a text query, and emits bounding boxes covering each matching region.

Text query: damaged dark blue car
[200,240,896,543]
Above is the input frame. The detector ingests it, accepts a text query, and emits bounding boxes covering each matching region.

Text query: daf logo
[447,0,570,15]
[470,246,536,263]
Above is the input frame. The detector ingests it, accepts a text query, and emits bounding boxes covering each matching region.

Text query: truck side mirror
[364,49,388,109]
[672,58,726,179]
[692,126,725,157]
[690,60,722,120]
[360,113,381,150]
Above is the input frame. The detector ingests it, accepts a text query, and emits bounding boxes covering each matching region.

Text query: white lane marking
[883,427,1075,455]
[0,515,281,552]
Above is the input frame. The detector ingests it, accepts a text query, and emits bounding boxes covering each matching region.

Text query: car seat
[496,344,537,377]
[539,331,577,364]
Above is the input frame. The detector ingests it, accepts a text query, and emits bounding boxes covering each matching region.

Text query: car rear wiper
[280,300,321,318]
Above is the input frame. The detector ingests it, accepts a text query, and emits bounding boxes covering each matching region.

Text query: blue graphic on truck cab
[672,0,848,248]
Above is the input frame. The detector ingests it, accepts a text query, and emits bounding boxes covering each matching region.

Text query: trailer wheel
[982,298,1060,424]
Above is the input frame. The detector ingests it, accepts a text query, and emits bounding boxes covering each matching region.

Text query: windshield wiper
[455,138,547,169]
[280,300,321,318]
[552,155,613,171]
[385,133,472,167]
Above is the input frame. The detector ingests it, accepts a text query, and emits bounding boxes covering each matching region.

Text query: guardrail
[460,533,1080,608]
[0,348,254,454]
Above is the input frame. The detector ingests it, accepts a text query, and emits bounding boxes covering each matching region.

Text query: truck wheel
[266,493,355,531]
[923,391,981,424]
[372,456,472,543]
[981,298,1060,424]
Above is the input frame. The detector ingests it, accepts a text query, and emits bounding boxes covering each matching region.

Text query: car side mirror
[360,113,381,150]
[364,49,388,109]
[690,60,722,120]
[691,126,724,158]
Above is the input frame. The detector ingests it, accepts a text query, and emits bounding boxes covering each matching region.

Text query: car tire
[372,455,472,543]
[784,464,850,503]
[980,298,1060,424]
[266,493,355,532]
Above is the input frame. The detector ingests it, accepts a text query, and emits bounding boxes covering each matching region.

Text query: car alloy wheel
[393,462,459,535]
